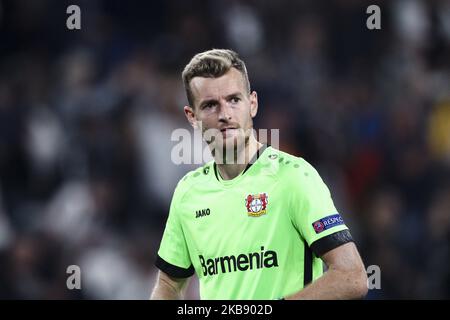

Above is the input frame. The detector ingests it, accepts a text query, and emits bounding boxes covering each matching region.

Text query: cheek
[197,113,216,129]
[250,103,257,118]
[244,108,254,126]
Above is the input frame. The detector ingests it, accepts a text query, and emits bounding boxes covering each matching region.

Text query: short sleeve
[289,159,353,257]
[156,184,195,278]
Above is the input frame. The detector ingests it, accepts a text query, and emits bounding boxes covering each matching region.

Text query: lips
[220,127,238,137]
[220,127,238,132]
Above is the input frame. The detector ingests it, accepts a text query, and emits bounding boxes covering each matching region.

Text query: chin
[221,135,246,150]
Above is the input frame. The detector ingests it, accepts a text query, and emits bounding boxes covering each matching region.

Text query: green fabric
[158,146,349,299]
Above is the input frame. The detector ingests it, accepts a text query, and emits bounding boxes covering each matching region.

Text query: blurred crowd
[0,0,449,299]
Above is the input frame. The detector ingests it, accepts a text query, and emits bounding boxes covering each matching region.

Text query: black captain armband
[310,229,354,257]
[155,255,195,278]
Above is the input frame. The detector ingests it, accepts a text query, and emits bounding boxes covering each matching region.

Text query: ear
[249,91,258,118]
[184,105,198,129]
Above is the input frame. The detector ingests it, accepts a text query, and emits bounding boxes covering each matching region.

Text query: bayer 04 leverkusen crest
[245,193,268,217]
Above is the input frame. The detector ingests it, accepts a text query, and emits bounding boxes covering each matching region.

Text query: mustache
[202,128,253,147]
[202,123,241,132]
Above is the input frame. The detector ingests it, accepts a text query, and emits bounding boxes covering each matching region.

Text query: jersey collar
[213,144,269,183]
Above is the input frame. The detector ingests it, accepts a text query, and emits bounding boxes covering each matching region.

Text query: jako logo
[196,208,210,218]
[199,246,279,276]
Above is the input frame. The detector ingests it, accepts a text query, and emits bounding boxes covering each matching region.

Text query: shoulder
[263,147,318,180]
[172,160,215,201]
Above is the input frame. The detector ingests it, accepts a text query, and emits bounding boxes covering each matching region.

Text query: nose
[218,100,232,122]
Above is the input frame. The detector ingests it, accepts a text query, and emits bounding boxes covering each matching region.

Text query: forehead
[190,68,247,104]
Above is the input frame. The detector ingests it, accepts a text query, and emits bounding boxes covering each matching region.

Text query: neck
[214,135,263,180]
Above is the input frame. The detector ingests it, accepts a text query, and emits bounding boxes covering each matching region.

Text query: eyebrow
[199,92,243,108]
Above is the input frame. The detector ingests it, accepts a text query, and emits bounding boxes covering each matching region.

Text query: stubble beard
[207,128,251,165]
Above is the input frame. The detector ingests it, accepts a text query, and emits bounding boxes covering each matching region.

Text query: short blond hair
[182,49,250,107]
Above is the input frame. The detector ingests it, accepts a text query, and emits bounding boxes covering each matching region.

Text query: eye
[230,97,240,104]
[202,102,215,110]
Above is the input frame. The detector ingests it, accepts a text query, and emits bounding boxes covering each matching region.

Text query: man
[151,49,368,300]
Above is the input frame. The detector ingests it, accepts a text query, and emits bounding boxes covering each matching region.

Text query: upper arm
[157,184,194,274]
[320,242,368,298]
[321,242,366,273]
[159,270,191,292]
[151,270,192,300]
[289,159,353,253]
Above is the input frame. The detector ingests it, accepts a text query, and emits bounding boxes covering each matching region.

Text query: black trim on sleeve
[303,240,313,287]
[155,255,195,278]
[310,229,354,257]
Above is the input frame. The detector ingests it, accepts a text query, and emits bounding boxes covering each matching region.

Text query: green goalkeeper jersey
[155,145,353,300]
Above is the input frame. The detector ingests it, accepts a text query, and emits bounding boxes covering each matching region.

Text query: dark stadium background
[0,0,449,299]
